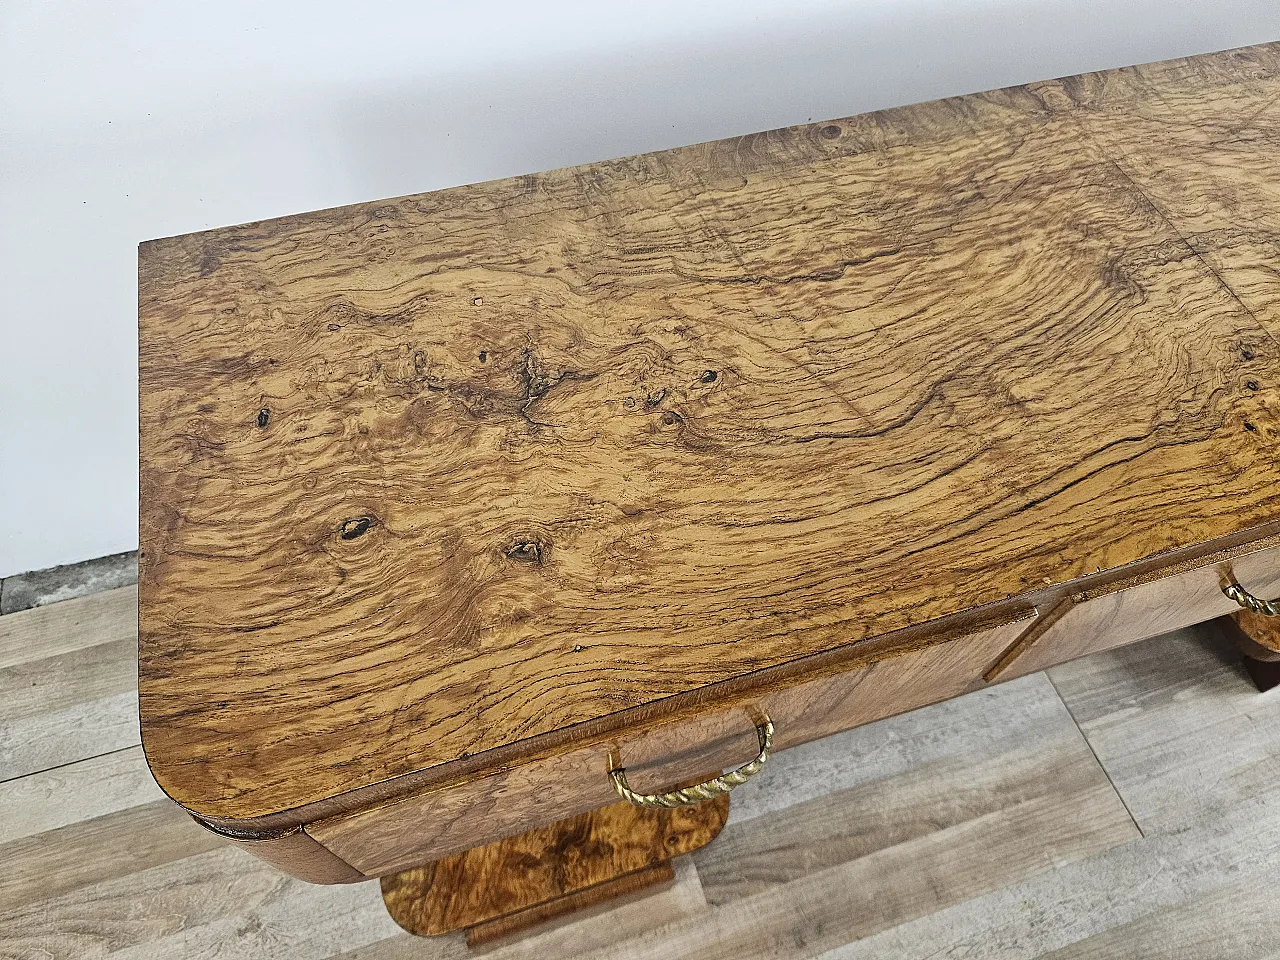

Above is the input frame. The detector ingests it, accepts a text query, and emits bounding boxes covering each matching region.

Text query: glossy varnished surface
[379,795,727,936]
[308,615,1027,873]
[993,539,1280,680]
[139,42,1280,821]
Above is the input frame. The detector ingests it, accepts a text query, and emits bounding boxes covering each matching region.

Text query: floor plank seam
[0,742,142,787]
[1046,670,1145,840]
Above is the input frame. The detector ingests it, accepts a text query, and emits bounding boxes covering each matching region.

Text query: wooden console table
[139,41,1280,943]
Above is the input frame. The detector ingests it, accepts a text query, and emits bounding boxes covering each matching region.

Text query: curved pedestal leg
[380,792,729,946]
[1216,610,1280,692]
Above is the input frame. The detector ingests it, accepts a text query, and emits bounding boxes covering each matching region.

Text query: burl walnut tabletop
[139,42,1280,836]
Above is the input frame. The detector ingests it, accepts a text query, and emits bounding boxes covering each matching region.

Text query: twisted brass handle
[609,718,774,808]
[1224,582,1280,617]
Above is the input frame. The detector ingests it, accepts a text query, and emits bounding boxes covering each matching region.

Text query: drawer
[306,612,1032,876]
[996,540,1280,681]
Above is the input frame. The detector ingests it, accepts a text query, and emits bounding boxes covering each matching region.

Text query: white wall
[2,0,1278,578]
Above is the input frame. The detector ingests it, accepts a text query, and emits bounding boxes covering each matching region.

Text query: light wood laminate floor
[3,584,1279,958]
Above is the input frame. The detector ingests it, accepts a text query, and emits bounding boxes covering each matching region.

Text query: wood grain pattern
[0,584,137,671]
[557,740,1137,960]
[139,41,1280,825]
[309,615,1026,874]
[0,798,225,918]
[0,628,138,782]
[0,842,396,960]
[838,626,1280,960]
[1030,864,1280,960]
[995,539,1280,680]
[1223,607,1280,653]
[379,795,726,936]
[696,744,1133,908]
[462,863,674,947]
[1218,611,1280,690]
[196,823,369,884]
[335,859,711,960]
[1054,45,1280,341]
[0,746,163,846]
[0,584,140,786]
[15,579,1280,959]
[1046,622,1280,835]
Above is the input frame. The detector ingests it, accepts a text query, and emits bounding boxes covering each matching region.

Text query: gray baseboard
[0,551,139,615]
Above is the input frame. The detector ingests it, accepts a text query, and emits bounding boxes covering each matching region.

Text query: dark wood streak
[140,41,1280,827]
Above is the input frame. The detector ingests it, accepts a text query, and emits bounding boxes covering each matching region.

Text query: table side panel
[200,824,368,884]
[999,541,1280,680]
[308,616,1029,875]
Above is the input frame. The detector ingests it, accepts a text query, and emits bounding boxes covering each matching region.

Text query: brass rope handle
[1224,582,1280,617]
[609,718,774,808]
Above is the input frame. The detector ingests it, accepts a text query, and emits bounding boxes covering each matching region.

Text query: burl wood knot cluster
[140,42,1280,839]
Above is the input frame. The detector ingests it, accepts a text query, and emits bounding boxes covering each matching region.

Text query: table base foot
[1216,610,1280,692]
[379,791,729,942]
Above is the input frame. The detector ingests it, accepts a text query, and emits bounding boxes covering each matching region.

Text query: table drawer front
[307,614,1031,876]
[1000,541,1280,681]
